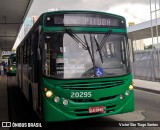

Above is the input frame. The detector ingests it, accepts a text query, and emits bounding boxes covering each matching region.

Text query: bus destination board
[45,13,125,27]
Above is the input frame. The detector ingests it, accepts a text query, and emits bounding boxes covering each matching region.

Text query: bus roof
[43,10,126,20]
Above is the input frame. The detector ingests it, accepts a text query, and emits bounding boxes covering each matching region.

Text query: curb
[134,86,160,94]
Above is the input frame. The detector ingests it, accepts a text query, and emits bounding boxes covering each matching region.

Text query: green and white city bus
[7,53,16,76]
[16,10,134,121]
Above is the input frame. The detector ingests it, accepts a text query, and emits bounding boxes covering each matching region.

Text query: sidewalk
[133,79,160,94]
[0,75,9,130]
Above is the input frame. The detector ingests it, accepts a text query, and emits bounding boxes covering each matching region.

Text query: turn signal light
[43,87,48,91]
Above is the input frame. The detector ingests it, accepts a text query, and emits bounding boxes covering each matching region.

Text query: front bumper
[42,90,134,122]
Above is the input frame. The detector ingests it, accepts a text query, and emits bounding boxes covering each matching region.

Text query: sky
[13,0,157,49]
[26,0,151,25]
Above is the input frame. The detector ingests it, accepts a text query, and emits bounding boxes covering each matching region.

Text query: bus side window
[23,42,27,64]
[28,36,32,65]
[32,31,40,82]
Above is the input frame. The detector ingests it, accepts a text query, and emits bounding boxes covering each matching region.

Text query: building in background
[13,16,38,50]
[133,40,145,50]
[13,8,59,50]
[128,22,135,26]
[32,16,38,24]
[24,16,38,36]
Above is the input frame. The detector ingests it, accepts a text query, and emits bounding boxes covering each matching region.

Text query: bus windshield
[43,33,130,79]
[12,57,16,65]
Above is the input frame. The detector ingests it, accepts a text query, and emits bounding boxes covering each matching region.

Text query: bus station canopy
[0,0,33,51]
[127,17,160,41]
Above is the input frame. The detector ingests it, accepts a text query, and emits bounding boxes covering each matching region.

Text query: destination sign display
[45,13,125,28]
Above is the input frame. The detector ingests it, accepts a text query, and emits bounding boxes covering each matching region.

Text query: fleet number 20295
[71,92,92,98]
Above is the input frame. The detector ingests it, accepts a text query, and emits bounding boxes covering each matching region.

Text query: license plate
[89,106,104,113]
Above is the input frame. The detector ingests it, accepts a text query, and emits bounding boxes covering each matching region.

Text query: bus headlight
[125,90,130,96]
[63,99,69,105]
[129,85,134,90]
[54,96,60,103]
[46,90,53,98]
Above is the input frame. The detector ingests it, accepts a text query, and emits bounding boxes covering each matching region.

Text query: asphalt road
[6,76,160,130]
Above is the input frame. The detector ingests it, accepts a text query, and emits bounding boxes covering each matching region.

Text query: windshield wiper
[99,30,112,50]
[90,34,96,77]
[65,29,96,77]
[84,35,94,63]
[65,29,94,63]
[92,30,112,64]
[93,36,103,63]
[65,29,87,50]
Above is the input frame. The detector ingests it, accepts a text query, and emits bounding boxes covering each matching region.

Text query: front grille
[99,95,117,101]
[62,80,125,90]
[71,99,95,102]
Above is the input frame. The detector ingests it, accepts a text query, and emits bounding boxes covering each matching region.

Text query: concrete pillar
[128,39,135,78]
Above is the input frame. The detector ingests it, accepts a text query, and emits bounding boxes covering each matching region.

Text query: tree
[144,45,155,50]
